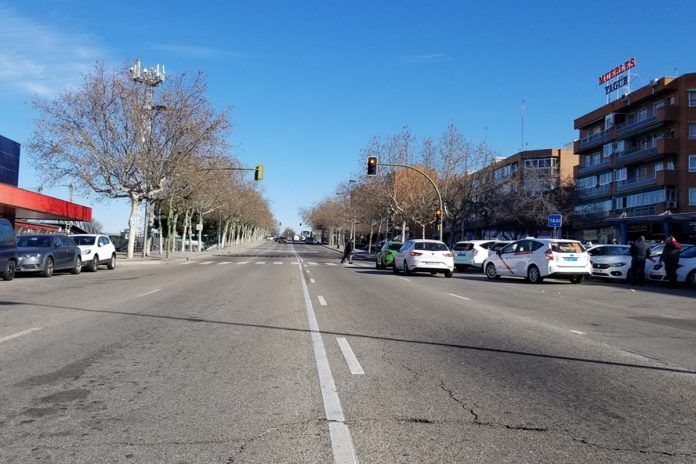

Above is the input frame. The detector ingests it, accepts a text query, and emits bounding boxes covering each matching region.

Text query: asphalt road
[1,241,695,463]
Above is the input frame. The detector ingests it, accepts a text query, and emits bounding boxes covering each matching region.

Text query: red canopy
[0,183,92,222]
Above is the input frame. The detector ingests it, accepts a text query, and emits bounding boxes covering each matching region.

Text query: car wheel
[527,265,543,284]
[107,254,116,270]
[455,264,465,272]
[569,275,584,284]
[71,256,82,274]
[40,257,54,278]
[392,261,400,274]
[686,270,696,288]
[444,269,453,278]
[485,263,499,280]
[404,261,413,275]
[89,255,99,272]
[1,260,16,281]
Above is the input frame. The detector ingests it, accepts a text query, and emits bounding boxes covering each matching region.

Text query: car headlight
[25,253,42,259]
[82,249,91,255]
[611,262,627,267]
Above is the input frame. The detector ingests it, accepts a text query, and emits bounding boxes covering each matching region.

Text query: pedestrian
[661,235,681,287]
[629,235,650,286]
[341,239,354,264]
[610,237,618,245]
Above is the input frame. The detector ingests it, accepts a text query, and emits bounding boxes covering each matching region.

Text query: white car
[393,239,454,277]
[72,234,116,272]
[452,240,497,271]
[587,245,631,281]
[483,238,591,284]
[648,244,696,285]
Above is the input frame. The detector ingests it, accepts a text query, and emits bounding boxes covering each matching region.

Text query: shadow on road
[3,299,695,376]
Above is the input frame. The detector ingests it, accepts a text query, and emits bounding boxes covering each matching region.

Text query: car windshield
[680,246,696,258]
[452,243,474,251]
[388,243,403,251]
[72,236,96,245]
[604,246,630,256]
[414,242,448,251]
[550,241,584,253]
[17,236,52,247]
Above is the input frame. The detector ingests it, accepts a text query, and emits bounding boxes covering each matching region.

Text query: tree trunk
[171,212,179,254]
[422,224,426,239]
[126,194,141,259]
[197,210,204,252]
[182,210,190,252]
[401,220,406,243]
[368,220,374,255]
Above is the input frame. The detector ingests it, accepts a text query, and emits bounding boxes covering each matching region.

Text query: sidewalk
[116,242,265,266]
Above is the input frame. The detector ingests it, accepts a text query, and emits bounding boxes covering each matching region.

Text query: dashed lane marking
[236,261,249,264]
[255,261,266,265]
[198,261,214,265]
[217,261,231,265]
[569,330,586,335]
[137,288,162,298]
[448,293,471,301]
[310,278,316,283]
[399,277,411,282]
[337,337,365,375]
[273,261,283,264]
[318,295,327,306]
[0,327,43,344]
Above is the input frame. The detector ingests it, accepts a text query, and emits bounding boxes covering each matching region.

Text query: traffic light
[435,208,442,223]
[367,156,378,176]
[254,164,264,181]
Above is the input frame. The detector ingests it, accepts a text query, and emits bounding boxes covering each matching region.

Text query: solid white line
[448,293,471,301]
[179,261,193,265]
[309,262,319,266]
[273,261,283,265]
[325,263,337,266]
[236,261,249,265]
[336,338,365,375]
[310,278,316,283]
[569,330,586,335]
[293,246,358,464]
[255,261,266,265]
[357,263,370,268]
[137,288,161,298]
[217,261,231,265]
[399,277,411,282]
[198,261,215,265]
[0,327,43,344]
[318,295,327,306]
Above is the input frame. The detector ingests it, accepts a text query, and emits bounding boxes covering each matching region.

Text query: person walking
[661,235,681,287]
[629,235,650,285]
[341,239,354,264]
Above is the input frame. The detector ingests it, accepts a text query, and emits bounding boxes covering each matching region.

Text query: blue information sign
[547,214,562,228]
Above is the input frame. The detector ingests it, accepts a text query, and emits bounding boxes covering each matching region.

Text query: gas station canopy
[0,183,92,222]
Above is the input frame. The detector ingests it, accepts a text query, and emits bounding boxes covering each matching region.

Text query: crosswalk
[184,260,372,267]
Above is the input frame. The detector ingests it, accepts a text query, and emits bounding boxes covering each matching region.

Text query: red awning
[0,183,92,221]
[14,220,61,231]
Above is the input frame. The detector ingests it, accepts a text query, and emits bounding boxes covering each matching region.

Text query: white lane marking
[357,263,370,268]
[137,288,161,298]
[325,263,337,266]
[198,261,214,265]
[293,246,358,464]
[569,330,586,335]
[179,261,193,265]
[273,261,283,265]
[448,293,471,301]
[318,295,327,306]
[310,278,316,283]
[217,261,231,265]
[399,277,411,282]
[309,262,319,266]
[0,327,43,344]
[336,338,365,375]
[255,261,266,265]
[236,261,249,265]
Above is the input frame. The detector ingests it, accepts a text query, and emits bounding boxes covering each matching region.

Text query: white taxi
[483,238,591,284]
[393,239,454,277]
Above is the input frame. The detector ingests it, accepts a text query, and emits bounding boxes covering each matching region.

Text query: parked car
[648,244,696,285]
[72,234,117,272]
[277,237,288,243]
[483,238,591,284]
[587,245,631,281]
[16,234,82,277]
[376,241,403,269]
[304,237,316,244]
[0,218,17,281]
[392,239,454,277]
[451,240,498,271]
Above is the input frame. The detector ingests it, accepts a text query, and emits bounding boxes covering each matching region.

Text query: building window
[598,171,613,185]
[689,90,696,107]
[592,153,601,165]
[655,161,663,172]
[626,189,666,208]
[615,167,627,181]
[690,188,696,206]
[690,155,696,172]
[577,176,597,190]
[689,123,696,139]
[603,143,612,158]
[637,106,649,120]
[654,99,665,111]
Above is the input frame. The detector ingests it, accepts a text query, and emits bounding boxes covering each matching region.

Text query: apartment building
[574,74,696,244]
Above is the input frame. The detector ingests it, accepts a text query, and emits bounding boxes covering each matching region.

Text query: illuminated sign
[599,58,636,85]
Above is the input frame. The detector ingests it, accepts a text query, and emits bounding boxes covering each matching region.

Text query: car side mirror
[98,242,103,247]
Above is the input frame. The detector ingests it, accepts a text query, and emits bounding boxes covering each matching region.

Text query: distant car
[648,244,696,285]
[483,238,591,284]
[304,237,316,244]
[0,218,17,281]
[451,240,498,271]
[277,237,288,243]
[393,239,454,277]
[376,241,403,269]
[587,245,631,281]
[16,234,82,277]
[72,234,116,272]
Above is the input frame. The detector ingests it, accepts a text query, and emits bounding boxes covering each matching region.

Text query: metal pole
[141,199,149,258]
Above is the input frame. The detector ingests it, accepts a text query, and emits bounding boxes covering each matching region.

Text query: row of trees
[29,61,274,257]
[302,125,576,246]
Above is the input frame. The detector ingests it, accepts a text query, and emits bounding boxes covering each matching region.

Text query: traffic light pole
[379,163,444,241]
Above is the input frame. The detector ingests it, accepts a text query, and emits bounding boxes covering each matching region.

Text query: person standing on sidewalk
[341,239,354,264]
[629,236,650,285]
[661,235,681,287]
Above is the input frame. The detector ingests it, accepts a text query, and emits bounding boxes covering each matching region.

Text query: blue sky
[1,0,695,232]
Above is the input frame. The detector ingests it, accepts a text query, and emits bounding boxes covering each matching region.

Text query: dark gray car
[16,234,82,277]
[0,218,17,281]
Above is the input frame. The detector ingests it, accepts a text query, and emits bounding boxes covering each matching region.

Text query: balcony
[656,137,679,154]
[615,138,679,165]
[577,128,613,151]
[616,114,658,137]
[615,177,657,192]
[576,158,612,176]
[656,169,679,186]
[656,105,678,123]
[577,184,611,200]
[624,205,657,217]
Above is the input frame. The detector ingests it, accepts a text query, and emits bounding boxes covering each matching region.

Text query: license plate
[565,257,578,262]
[457,253,465,256]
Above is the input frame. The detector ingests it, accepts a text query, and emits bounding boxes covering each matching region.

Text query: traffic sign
[547,214,562,228]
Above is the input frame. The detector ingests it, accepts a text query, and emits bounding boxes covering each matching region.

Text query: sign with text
[547,214,562,228]
[599,58,636,95]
